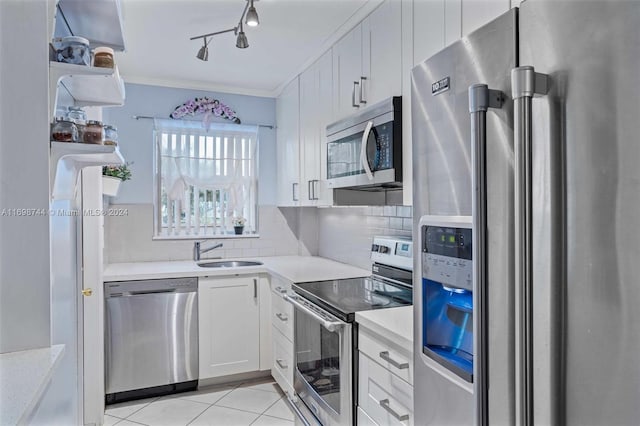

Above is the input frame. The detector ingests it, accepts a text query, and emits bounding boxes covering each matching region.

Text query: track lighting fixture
[245,0,259,27]
[196,38,209,61]
[236,22,249,49]
[190,0,259,57]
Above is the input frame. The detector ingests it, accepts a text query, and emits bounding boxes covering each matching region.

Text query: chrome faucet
[193,241,223,261]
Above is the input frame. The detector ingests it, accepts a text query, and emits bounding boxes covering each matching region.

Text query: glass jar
[66,107,87,124]
[51,118,78,143]
[66,107,87,141]
[55,36,91,66]
[83,120,104,144]
[103,125,118,146]
[93,47,115,68]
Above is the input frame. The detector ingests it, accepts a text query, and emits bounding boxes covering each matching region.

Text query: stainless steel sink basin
[197,260,263,268]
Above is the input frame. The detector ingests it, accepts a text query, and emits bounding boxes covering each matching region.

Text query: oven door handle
[360,120,375,181]
[284,294,344,332]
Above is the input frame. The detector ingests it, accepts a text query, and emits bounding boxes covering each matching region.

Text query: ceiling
[115,0,377,97]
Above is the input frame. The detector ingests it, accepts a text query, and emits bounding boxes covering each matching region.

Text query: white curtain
[154,119,258,235]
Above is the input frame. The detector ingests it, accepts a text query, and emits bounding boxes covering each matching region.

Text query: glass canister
[66,106,87,123]
[55,36,91,66]
[66,107,87,141]
[51,118,78,143]
[93,47,115,68]
[103,125,118,146]
[83,120,104,144]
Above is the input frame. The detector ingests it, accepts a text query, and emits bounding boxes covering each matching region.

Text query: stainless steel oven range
[285,237,413,425]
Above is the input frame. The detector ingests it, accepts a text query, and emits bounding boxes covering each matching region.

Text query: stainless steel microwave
[326,96,402,190]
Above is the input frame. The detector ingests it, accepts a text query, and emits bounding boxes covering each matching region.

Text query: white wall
[103,83,277,205]
[0,0,51,353]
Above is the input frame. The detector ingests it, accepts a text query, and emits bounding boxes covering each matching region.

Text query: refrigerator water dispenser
[420,216,474,382]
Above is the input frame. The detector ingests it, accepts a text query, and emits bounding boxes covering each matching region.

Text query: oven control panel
[371,236,413,271]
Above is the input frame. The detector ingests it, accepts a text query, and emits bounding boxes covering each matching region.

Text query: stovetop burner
[293,274,412,322]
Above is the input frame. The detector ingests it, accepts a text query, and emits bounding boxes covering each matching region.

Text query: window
[153,119,258,238]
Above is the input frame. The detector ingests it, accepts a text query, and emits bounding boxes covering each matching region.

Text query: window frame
[152,121,260,240]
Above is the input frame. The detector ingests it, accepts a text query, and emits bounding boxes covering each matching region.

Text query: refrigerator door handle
[468,83,504,426]
[511,66,549,426]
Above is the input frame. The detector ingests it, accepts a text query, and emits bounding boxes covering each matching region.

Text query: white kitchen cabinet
[333,0,402,122]
[444,0,462,46]
[361,0,402,107]
[199,275,261,379]
[269,276,296,398]
[276,78,300,207]
[462,0,511,36]
[413,0,446,66]
[299,50,333,206]
[332,23,363,120]
[358,327,414,425]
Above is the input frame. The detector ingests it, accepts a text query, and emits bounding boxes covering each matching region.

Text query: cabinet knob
[81,288,93,297]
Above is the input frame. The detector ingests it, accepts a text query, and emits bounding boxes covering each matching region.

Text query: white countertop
[104,256,370,283]
[0,344,65,425]
[356,306,413,353]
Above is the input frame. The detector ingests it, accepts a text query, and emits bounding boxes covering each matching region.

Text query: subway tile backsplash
[317,205,413,270]
[105,203,413,271]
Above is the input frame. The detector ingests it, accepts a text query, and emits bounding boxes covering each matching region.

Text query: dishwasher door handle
[126,289,177,296]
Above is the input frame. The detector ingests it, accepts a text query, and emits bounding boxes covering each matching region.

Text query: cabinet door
[199,276,260,378]
[299,61,320,206]
[413,0,446,66]
[362,0,402,106]
[316,50,334,206]
[461,0,511,36]
[332,24,363,121]
[276,78,300,207]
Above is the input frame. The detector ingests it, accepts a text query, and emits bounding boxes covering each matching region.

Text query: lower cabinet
[199,275,261,379]
[269,276,296,398]
[358,328,414,425]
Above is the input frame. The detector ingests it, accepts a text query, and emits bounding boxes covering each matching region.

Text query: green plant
[103,162,133,181]
[232,216,246,226]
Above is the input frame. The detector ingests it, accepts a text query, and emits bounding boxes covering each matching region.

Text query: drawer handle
[379,399,410,422]
[276,359,288,369]
[275,286,287,294]
[276,313,289,322]
[379,351,409,370]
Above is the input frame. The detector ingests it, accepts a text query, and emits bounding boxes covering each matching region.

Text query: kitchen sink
[197,260,263,268]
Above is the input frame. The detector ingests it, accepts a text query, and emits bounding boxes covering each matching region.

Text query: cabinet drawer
[271,326,295,398]
[359,352,413,426]
[270,277,291,295]
[271,289,294,340]
[357,406,379,426]
[359,327,413,385]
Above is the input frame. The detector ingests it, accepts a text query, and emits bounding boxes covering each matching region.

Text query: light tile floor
[105,378,295,426]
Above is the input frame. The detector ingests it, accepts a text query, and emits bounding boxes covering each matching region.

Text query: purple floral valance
[170,97,241,129]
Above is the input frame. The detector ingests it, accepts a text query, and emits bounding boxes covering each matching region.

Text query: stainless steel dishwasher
[105,277,198,404]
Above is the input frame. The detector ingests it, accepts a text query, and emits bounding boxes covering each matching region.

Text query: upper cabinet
[332,0,402,122]
[362,0,402,107]
[299,50,333,207]
[332,24,364,120]
[276,78,300,207]
[54,0,126,51]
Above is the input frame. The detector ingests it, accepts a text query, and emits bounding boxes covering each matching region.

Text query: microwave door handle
[510,67,550,426]
[360,120,374,181]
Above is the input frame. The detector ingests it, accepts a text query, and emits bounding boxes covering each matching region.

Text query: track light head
[236,30,249,49]
[246,0,259,27]
[196,39,209,61]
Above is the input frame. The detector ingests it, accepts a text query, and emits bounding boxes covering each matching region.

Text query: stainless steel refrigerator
[412,2,640,425]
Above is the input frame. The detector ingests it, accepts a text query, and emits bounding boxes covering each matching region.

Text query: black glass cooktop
[292,277,413,322]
